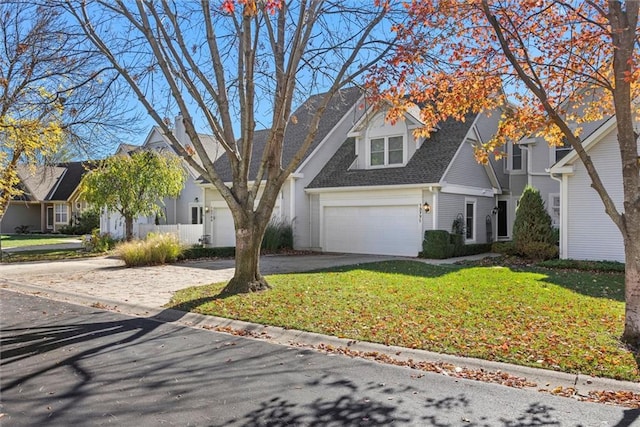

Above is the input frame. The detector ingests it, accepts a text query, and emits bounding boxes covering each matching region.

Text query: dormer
[347,107,425,170]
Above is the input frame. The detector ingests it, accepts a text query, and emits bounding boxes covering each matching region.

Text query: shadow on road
[1,290,637,426]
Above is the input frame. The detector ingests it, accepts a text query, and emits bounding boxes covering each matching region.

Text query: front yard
[169,260,639,382]
[0,234,80,248]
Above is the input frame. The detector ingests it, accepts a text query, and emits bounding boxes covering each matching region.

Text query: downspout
[549,172,565,258]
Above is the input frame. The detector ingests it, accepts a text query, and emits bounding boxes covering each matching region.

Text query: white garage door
[323,205,421,256]
[211,206,282,247]
[212,207,235,247]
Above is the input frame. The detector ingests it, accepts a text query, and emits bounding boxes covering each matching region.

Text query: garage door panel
[324,205,420,256]
[212,206,282,248]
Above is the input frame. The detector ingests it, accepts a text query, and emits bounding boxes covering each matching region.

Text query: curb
[2,280,638,398]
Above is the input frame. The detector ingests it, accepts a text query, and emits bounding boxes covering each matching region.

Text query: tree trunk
[219,214,271,296]
[622,226,640,346]
[125,216,134,241]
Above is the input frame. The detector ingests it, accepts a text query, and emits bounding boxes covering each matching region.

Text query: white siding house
[550,116,631,262]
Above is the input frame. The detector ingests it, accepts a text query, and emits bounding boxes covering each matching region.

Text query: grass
[0,234,80,249]
[168,260,638,382]
[117,233,183,267]
[0,248,101,263]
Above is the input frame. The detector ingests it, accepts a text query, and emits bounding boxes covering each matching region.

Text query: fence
[138,224,203,245]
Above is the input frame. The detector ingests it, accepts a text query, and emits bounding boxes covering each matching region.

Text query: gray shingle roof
[208,87,363,182]
[307,112,477,189]
[16,162,89,201]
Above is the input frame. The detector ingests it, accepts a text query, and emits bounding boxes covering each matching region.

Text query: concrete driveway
[0,253,396,308]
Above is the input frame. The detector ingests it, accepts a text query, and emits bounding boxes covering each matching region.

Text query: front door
[497,200,508,239]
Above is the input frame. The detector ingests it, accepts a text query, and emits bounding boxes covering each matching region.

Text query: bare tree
[0,2,138,222]
[65,0,396,295]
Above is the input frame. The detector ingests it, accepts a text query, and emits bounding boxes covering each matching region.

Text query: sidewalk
[1,253,638,400]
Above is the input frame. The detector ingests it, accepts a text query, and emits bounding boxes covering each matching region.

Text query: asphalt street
[1,289,637,426]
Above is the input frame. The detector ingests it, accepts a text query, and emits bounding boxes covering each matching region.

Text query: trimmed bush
[117,233,183,267]
[261,219,293,251]
[59,210,100,235]
[83,229,117,252]
[492,241,518,256]
[422,230,454,259]
[455,242,493,257]
[450,233,464,256]
[517,241,558,261]
[179,246,236,260]
[513,186,557,260]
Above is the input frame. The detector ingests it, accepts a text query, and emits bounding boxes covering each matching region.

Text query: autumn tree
[0,2,136,224]
[368,1,640,343]
[65,0,395,295]
[79,151,186,241]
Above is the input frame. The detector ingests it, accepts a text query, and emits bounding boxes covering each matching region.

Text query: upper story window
[512,143,522,170]
[555,138,572,163]
[369,136,404,167]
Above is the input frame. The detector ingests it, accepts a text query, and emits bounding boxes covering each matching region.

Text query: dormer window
[369,136,404,167]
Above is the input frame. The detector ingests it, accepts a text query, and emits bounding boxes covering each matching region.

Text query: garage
[211,207,235,247]
[323,205,421,256]
[210,205,282,247]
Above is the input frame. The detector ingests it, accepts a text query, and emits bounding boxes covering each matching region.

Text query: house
[201,87,525,256]
[305,106,504,256]
[200,87,367,249]
[1,162,90,234]
[100,118,222,241]
[549,115,633,262]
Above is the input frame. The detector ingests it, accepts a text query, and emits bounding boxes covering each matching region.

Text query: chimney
[174,115,187,145]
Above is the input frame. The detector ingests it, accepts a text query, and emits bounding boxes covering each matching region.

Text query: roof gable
[307,112,478,189]
[209,87,363,183]
[16,162,89,202]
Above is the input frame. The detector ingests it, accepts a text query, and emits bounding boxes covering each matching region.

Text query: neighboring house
[100,118,222,241]
[1,162,90,234]
[549,115,633,262]
[494,135,562,242]
[200,87,367,249]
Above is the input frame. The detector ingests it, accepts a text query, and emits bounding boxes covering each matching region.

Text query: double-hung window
[512,143,522,170]
[369,136,404,167]
[465,199,476,241]
[54,204,68,224]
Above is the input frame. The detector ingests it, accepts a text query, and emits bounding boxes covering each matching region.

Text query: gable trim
[550,114,618,172]
[305,183,440,194]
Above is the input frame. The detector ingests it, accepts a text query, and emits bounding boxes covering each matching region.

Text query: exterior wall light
[422,202,431,213]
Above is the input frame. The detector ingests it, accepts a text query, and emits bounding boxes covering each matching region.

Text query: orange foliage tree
[367,1,640,344]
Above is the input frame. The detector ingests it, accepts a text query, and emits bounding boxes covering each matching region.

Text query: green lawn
[1,234,80,249]
[169,260,638,381]
[0,248,101,263]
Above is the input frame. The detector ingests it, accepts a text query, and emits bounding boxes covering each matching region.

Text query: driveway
[0,253,395,308]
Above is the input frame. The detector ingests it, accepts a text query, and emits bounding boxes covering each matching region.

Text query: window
[555,138,572,163]
[54,204,68,224]
[465,200,476,241]
[369,136,404,167]
[512,143,522,170]
[190,204,203,224]
[47,206,54,229]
